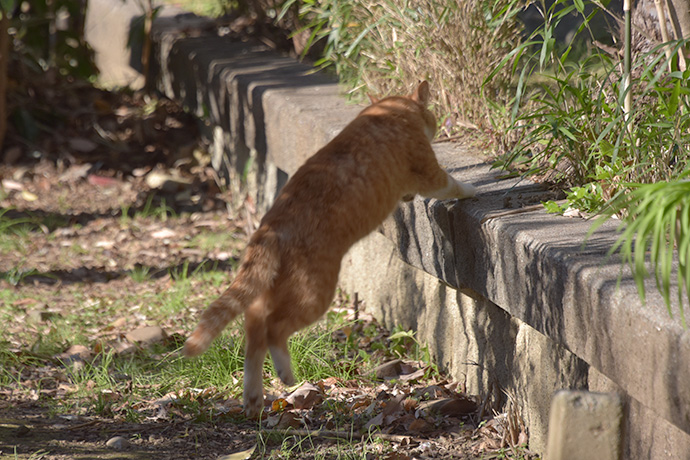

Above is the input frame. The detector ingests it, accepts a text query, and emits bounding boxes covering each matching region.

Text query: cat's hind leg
[268,334,295,386]
[243,300,268,418]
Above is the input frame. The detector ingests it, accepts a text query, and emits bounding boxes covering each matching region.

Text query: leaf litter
[0,70,536,460]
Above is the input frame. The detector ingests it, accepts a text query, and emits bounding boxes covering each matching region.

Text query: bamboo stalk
[47,0,56,67]
[655,0,674,71]
[664,0,687,71]
[623,0,632,127]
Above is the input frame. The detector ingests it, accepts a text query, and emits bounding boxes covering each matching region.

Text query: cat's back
[260,93,435,251]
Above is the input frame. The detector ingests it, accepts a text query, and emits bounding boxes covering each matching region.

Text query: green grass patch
[187,230,243,254]
[0,268,372,422]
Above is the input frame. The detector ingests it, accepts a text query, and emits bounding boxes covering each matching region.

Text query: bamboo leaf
[344,16,385,58]
[573,0,585,14]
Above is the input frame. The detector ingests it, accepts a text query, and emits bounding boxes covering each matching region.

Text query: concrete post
[545,390,623,460]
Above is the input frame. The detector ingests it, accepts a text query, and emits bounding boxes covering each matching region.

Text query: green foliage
[138,194,176,221]
[160,0,236,18]
[2,266,39,286]
[280,0,520,130]
[489,0,690,319]
[0,209,36,279]
[11,0,97,78]
[279,0,376,83]
[542,200,565,214]
[128,265,152,283]
[288,311,359,382]
[591,178,690,325]
[489,0,690,213]
[0,207,30,234]
[386,326,438,377]
[0,0,16,16]
[543,184,605,215]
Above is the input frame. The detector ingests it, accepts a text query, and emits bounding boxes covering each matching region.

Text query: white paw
[458,182,477,199]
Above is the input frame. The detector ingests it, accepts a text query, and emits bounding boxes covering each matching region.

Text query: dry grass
[357,0,520,133]
[283,0,521,136]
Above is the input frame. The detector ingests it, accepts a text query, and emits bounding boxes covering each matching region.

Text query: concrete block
[588,367,690,460]
[340,230,590,453]
[545,391,622,460]
[85,0,145,88]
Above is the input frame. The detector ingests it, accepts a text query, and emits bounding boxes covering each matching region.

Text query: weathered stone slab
[380,145,690,438]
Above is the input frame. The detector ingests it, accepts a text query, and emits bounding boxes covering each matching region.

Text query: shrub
[281,0,521,134]
[488,0,690,320]
[489,0,690,212]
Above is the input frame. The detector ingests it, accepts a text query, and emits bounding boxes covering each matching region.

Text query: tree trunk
[142,0,153,92]
[0,11,10,153]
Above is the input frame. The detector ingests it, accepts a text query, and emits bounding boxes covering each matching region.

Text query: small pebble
[106,436,130,449]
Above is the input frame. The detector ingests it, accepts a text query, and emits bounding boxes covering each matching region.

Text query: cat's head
[409,81,437,142]
[366,81,437,142]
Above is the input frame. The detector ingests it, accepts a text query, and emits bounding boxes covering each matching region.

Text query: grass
[0,269,237,414]
[0,209,35,256]
[590,177,690,326]
[279,0,519,135]
[160,0,234,18]
[0,267,375,421]
[0,262,475,458]
[187,229,243,254]
[254,430,384,459]
[0,205,534,458]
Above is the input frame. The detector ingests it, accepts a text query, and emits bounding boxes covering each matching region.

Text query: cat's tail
[183,228,280,357]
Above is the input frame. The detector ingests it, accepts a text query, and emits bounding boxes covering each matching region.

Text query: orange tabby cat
[183,81,476,417]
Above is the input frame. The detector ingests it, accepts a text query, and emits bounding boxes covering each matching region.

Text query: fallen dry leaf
[286,382,323,410]
[276,411,302,429]
[402,397,417,412]
[100,389,121,402]
[218,444,256,460]
[87,174,121,188]
[55,344,93,365]
[372,359,403,379]
[272,398,288,412]
[69,137,98,153]
[125,325,167,346]
[563,207,584,218]
[408,418,434,433]
[364,412,384,430]
[2,179,23,191]
[21,190,38,202]
[151,228,177,239]
[399,368,426,382]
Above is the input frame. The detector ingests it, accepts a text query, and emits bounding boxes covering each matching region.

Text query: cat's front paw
[456,182,477,199]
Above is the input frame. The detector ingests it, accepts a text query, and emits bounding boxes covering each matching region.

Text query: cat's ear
[367,93,380,104]
[411,81,430,105]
